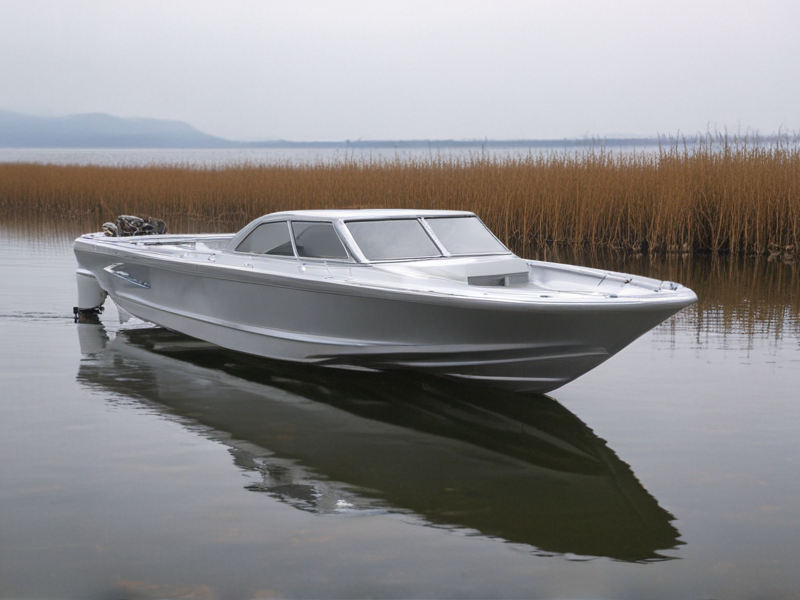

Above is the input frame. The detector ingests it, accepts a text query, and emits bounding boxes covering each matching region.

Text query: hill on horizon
[0,109,706,150]
[0,109,240,148]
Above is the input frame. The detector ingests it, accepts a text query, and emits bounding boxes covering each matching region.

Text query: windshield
[346,219,442,260]
[345,216,509,261]
[425,216,509,255]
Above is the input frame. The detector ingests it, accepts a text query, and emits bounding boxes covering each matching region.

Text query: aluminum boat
[73,209,697,392]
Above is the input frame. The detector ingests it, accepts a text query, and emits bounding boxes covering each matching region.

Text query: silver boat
[73,209,697,392]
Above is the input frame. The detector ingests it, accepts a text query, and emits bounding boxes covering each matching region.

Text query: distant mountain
[0,108,684,150]
[0,109,240,148]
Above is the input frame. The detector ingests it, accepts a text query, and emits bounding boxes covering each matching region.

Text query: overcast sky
[0,0,797,141]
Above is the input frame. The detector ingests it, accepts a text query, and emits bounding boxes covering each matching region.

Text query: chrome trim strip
[104,263,151,289]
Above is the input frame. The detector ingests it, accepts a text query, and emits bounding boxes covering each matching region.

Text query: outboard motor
[102,215,167,237]
[74,269,107,323]
[75,215,167,322]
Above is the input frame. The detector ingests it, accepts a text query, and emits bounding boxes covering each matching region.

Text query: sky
[0,0,798,141]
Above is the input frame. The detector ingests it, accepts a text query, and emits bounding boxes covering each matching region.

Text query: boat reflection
[76,323,682,563]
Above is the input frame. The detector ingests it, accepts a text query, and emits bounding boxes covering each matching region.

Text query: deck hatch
[468,272,529,286]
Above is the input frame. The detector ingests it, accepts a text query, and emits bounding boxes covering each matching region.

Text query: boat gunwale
[75,236,697,313]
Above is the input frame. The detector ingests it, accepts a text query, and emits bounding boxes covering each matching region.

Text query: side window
[236,221,294,256]
[291,221,349,259]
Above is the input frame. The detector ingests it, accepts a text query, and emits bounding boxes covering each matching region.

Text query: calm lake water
[1,225,798,599]
[0,145,663,168]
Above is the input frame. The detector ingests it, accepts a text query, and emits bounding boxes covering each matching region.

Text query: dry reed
[1,141,799,256]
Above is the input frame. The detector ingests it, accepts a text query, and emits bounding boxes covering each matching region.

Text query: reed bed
[1,140,799,256]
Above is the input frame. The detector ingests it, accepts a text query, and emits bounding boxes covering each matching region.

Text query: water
[1,227,799,599]
[0,145,663,168]
[1,139,791,168]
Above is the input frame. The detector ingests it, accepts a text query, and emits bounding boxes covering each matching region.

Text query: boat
[73,209,697,392]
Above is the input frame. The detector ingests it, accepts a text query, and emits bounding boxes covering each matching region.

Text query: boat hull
[74,238,692,392]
